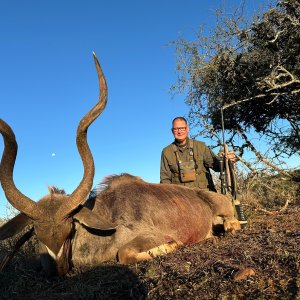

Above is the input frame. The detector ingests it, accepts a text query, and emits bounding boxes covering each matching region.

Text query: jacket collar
[174,137,190,151]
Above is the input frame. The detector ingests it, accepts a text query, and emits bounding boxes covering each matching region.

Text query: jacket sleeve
[203,146,220,172]
[160,150,172,184]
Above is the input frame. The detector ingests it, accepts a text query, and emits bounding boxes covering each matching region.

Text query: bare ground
[0,205,299,299]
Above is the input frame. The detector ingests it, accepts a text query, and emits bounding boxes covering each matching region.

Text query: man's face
[172,119,189,144]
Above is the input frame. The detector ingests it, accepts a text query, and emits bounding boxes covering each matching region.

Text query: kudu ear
[73,207,116,230]
[0,213,33,240]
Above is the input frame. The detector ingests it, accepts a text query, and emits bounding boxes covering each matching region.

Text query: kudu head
[0,53,113,276]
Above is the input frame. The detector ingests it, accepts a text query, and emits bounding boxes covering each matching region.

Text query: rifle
[219,107,247,227]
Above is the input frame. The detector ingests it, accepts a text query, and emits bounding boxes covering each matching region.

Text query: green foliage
[172,0,300,160]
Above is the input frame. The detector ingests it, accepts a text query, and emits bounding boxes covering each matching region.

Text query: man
[160,117,231,191]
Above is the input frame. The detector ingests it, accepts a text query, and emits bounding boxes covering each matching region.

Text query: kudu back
[0,53,240,276]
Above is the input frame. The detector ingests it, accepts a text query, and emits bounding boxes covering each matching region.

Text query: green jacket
[160,138,220,190]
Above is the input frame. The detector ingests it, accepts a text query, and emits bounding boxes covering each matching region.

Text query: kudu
[0,53,240,276]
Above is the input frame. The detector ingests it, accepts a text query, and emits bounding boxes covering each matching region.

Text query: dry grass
[0,203,299,299]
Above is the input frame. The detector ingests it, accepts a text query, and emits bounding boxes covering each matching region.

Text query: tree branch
[236,125,292,178]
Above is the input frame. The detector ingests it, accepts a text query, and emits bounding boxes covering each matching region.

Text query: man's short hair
[172,117,188,126]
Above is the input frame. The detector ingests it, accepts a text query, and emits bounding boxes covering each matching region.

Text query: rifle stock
[220,108,247,227]
[219,148,247,227]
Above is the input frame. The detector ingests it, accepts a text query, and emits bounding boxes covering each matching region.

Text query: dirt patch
[0,205,299,299]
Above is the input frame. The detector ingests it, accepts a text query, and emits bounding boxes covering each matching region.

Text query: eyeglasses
[172,127,187,132]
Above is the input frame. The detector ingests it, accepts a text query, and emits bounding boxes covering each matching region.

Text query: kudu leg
[117,236,183,264]
[0,227,34,271]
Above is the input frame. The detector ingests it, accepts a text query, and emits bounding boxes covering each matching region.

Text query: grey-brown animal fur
[0,53,240,276]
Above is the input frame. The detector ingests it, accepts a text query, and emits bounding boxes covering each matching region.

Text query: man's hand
[219,150,237,164]
[226,150,237,163]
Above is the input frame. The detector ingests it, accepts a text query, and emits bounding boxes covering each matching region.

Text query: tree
[171,0,300,178]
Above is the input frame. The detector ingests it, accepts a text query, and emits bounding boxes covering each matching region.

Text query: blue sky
[0,0,274,217]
